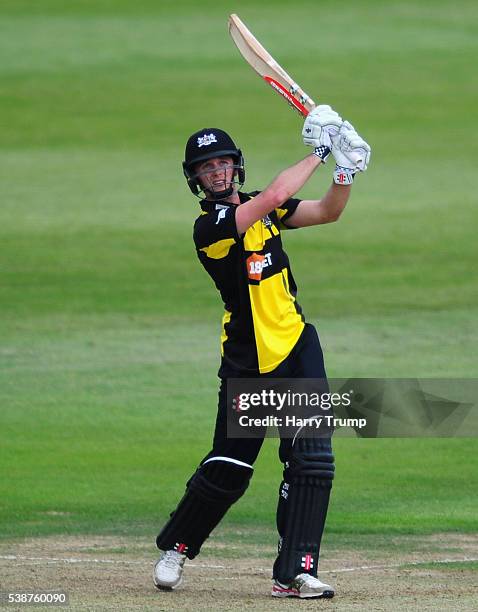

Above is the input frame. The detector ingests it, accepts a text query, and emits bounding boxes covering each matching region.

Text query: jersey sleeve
[193,207,240,259]
[275,197,301,230]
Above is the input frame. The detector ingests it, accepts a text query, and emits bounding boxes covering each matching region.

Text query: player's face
[195,156,236,194]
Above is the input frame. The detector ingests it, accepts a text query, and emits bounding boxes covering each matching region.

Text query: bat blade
[228,14,314,117]
[228,14,362,165]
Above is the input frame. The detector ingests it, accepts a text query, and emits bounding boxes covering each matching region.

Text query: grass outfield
[1,0,477,541]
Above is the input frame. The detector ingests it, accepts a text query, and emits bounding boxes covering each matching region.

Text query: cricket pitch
[1,531,477,611]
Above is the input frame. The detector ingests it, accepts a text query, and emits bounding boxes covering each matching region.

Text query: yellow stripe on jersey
[243,218,278,251]
[200,238,236,259]
[248,268,304,374]
[220,310,232,356]
[243,219,267,251]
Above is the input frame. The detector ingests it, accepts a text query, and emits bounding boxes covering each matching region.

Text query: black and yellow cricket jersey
[193,191,305,375]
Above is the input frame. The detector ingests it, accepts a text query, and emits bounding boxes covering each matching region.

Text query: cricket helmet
[182,128,245,197]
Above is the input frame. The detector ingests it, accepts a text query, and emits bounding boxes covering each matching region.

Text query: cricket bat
[228,14,315,118]
[228,14,362,165]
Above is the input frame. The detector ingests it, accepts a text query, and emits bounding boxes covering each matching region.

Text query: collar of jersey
[199,191,251,212]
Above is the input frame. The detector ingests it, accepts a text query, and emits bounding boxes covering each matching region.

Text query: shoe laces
[161,550,185,569]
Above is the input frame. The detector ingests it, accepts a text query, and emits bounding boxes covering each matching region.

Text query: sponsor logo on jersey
[246,252,272,281]
[215,209,227,224]
[197,133,217,147]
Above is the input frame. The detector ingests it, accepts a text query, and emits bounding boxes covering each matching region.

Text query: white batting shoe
[153,550,186,590]
[272,573,335,599]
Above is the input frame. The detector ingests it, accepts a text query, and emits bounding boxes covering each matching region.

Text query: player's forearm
[236,154,322,234]
[319,182,352,222]
[269,153,322,203]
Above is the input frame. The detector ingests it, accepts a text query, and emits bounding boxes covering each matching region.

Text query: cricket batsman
[154,106,371,598]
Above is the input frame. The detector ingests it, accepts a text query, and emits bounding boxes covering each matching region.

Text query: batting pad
[156,459,253,559]
[273,437,334,582]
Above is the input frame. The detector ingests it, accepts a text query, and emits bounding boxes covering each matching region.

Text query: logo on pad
[301,553,314,571]
[174,542,188,554]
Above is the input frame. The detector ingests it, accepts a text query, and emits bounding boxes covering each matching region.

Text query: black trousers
[203,323,331,468]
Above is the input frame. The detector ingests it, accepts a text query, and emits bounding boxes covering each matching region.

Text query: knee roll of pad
[188,460,252,503]
[156,460,253,558]
[284,437,335,482]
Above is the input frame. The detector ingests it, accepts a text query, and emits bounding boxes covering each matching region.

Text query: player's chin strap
[192,165,244,201]
[206,185,235,199]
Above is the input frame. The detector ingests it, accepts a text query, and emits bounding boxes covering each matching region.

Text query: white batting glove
[330,121,371,184]
[332,121,371,171]
[302,105,343,161]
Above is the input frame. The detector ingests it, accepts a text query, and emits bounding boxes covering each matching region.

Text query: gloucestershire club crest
[197,133,218,148]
